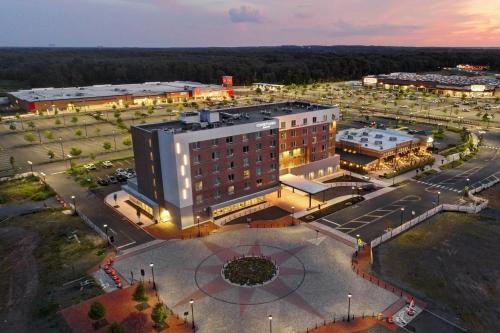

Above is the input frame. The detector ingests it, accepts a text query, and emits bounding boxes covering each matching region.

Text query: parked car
[84,163,97,171]
[97,178,109,186]
[102,160,113,168]
[124,172,136,179]
[116,174,128,182]
[107,175,118,184]
[115,168,127,176]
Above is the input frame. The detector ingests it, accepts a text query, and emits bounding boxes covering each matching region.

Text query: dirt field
[372,212,500,333]
[480,185,500,210]
[0,209,107,333]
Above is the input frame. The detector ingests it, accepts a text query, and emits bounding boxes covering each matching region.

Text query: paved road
[312,129,500,242]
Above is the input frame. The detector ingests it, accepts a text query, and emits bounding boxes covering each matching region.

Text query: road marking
[116,241,137,249]
[319,218,339,226]
[51,171,66,175]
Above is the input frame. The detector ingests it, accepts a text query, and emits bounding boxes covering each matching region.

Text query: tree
[88,301,106,325]
[132,282,149,303]
[107,322,126,333]
[75,129,83,137]
[47,150,55,159]
[94,127,101,136]
[103,141,112,151]
[55,118,61,125]
[122,137,132,146]
[9,123,16,131]
[71,116,78,124]
[44,130,54,140]
[27,120,36,130]
[24,132,36,143]
[9,156,15,170]
[70,147,82,156]
[151,302,169,329]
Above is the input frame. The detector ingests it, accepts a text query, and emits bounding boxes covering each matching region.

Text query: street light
[112,130,117,151]
[268,315,273,333]
[190,299,195,331]
[71,195,76,214]
[291,206,295,225]
[347,293,352,322]
[103,224,109,246]
[196,215,201,237]
[400,208,405,226]
[437,191,441,205]
[150,262,156,290]
[351,186,355,199]
[392,170,397,186]
[58,137,67,168]
[40,172,46,183]
[27,160,33,176]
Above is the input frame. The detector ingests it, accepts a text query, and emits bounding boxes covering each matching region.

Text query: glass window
[228,185,235,195]
[195,181,203,191]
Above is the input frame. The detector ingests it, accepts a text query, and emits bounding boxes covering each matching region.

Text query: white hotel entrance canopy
[279,174,330,208]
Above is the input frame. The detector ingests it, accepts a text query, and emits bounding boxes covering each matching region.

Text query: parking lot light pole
[190,299,195,331]
[150,262,156,290]
[103,224,109,246]
[268,315,273,333]
[392,170,397,186]
[437,191,441,206]
[71,195,76,214]
[58,137,67,168]
[347,293,352,322]
[400,208,405,226]
[291,206,295,225]
[196,216,201,237]
[351,186,355,200]
[27,160,33,176]
[112,130,117,151]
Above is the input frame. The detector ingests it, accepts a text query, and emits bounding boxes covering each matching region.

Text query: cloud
[228,5,265,23]
[294,12,311,19]
[330,20,422,37]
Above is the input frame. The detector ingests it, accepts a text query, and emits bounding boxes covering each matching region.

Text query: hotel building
[124,101,340,229]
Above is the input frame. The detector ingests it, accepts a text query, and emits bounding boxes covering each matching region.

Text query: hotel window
[256,179,263,187]
[243,145,250,153]
[212,151,220,160]
[280,143,286,150]
[193,141,201,150]
[270,152,276,159]
[256,167,262,176]
[290,130,296,137]
[226,136,233,144]
[270,129,277,135]
[212,138,219,146]
[302,139,307,145]
[243,170,250,179]
[291,141,296,148]
[226,148,234,157]
[256,155,263,163]
[228,185,235,195]
[271,174,277,181]
[312,126,317,133]
[195,168,203,177]
[270,140,276,147]
[312,146,316,153]
[280,121,286,129]
[195,181,203,191]
[331,114,336,120]
[244,180,251,190]
[148,138,152,148]
[229,161,235,169]
[242,134,248,141]
[322,125,328,131]
[280,132,286,139]
[213,164,220,173]
[214,176,221,185]
[193,155,201,164]
[312,117,317,123]
[322,115,327,122]
[302,128,308,135]
[256,131,262,139]
[215,189,221,199]
[322,134,328,141]
[228,174,235,182]
[243,157,249,167]
[149,152,154,161]
[256,143,263,150]
[291,120,297,127]
[270,163,277,171]
[303,118,308,125]
[195,194,203,204]
[151,165,155,174]
[322,144,326,152]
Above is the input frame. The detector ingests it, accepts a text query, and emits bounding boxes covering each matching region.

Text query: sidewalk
[105,190,154,227]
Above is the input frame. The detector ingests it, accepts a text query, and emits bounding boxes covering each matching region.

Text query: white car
[83,163,97,171]
[102,160,113,168]
[115,168,127,176]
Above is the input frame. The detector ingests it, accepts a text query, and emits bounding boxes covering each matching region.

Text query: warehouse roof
[336,127,420,151]
[8,81,225,102]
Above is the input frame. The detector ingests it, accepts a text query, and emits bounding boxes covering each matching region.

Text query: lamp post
[437,191,441,206]
[27,160,33,176]
[103,224,109,246]
[347,293,352,322]
[150,262,156,290]
[190,299,195,331]
[59,137,67,168]
[196,215,201,237]
[268,315,273,333]
[40,172,46,183]
[392,170,397,186]
[400,207,405,226]
[351,186,355,200]
[71,195,76,214]
[112,130,117,151]
[291,206,295,225]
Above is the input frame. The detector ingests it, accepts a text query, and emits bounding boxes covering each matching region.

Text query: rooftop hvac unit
[375,134,384,138]
[360,137,368,142]
[347,135,354,140]
[362,132,369,136]
[374,140,382,145]
[389,137,397,141]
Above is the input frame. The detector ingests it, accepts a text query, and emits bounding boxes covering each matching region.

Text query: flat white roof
[336,127,420,151]
[280,174,330,194]
[9,81,225,102]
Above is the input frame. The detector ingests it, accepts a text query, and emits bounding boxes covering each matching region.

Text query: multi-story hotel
[124,101,340,229]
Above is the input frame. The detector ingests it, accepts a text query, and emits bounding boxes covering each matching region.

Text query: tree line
[0,46,499,89]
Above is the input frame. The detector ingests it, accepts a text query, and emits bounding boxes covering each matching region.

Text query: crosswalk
[413,180,462,193]
[482,145,500,150]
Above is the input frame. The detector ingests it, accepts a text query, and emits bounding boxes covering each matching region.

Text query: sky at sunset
[1,0,499,47]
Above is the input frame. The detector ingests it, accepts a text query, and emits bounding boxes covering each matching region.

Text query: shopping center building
[123,101,340,229]
[7,77,233,112]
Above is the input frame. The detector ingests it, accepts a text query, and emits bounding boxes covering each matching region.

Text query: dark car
[97,178,109,186]
[107,175,118,184]
[116,174,128,182]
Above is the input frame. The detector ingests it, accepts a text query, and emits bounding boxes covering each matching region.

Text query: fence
[215,202,273,226]
[328,181,370,188]
[76,208,118,252]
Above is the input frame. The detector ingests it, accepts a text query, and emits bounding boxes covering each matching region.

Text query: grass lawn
[0,209,108,333]
[372,212,500,333]
[0,175,55,204]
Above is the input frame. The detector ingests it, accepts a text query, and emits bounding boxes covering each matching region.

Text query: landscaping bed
[223,257,277,286]
[0,175,55,204]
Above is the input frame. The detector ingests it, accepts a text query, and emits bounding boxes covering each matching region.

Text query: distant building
[124,101,340,229]
[362,72,500,97]
[336,128,429,171]
[7,79,233,112]
[456,64,489,71]
[252,83,285,92]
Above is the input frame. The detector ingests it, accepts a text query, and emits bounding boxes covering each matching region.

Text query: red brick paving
[61,285,191,333]
[308,317,398,333]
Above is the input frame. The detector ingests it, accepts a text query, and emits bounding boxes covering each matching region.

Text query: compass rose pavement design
[113,226,398,333]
